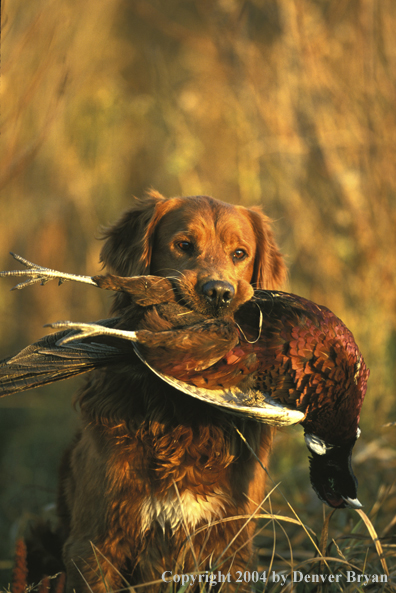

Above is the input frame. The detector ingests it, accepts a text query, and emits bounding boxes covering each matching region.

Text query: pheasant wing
[47,320,304,426]
[132,344,304,426]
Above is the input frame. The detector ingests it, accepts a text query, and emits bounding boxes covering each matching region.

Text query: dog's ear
[100,190,168,276]
[246,207,287,290]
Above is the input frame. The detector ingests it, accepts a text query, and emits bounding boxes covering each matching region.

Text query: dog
[56,191,286,592]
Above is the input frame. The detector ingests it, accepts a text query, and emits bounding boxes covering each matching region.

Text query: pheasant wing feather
[132,344,304,426]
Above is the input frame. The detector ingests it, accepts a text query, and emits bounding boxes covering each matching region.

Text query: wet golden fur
[57,191,286,592]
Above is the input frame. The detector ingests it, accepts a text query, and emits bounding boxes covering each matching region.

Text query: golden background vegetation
[0,0,395,586]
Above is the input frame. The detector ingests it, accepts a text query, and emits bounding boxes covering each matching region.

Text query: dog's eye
[233,249,247,260]
[176,241,193,253]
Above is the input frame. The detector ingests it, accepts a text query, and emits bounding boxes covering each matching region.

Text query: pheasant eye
[233,249,247,261]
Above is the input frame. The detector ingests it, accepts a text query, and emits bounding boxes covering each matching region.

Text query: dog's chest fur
[140,489,229,534]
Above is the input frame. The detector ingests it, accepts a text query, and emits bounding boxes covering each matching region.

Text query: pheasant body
[113,286,369,509]
[133,291,368,451]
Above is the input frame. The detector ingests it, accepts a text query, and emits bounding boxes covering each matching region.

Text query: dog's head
[100,191,286,316]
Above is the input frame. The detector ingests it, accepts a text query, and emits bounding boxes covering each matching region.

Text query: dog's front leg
[63,536,132,593]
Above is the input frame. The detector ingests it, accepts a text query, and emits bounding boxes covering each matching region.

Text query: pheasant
[0,254,369,509]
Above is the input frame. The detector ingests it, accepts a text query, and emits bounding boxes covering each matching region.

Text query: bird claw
[0,252,97,290]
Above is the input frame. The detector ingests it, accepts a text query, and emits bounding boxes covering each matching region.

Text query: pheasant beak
[341,496,363,509]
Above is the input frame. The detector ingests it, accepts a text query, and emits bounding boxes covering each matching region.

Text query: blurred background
[1,0,395,586]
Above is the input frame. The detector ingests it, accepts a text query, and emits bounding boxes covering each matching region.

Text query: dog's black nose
[202,280,235,309]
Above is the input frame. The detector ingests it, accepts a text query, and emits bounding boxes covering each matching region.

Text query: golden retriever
[56,191,286,592]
